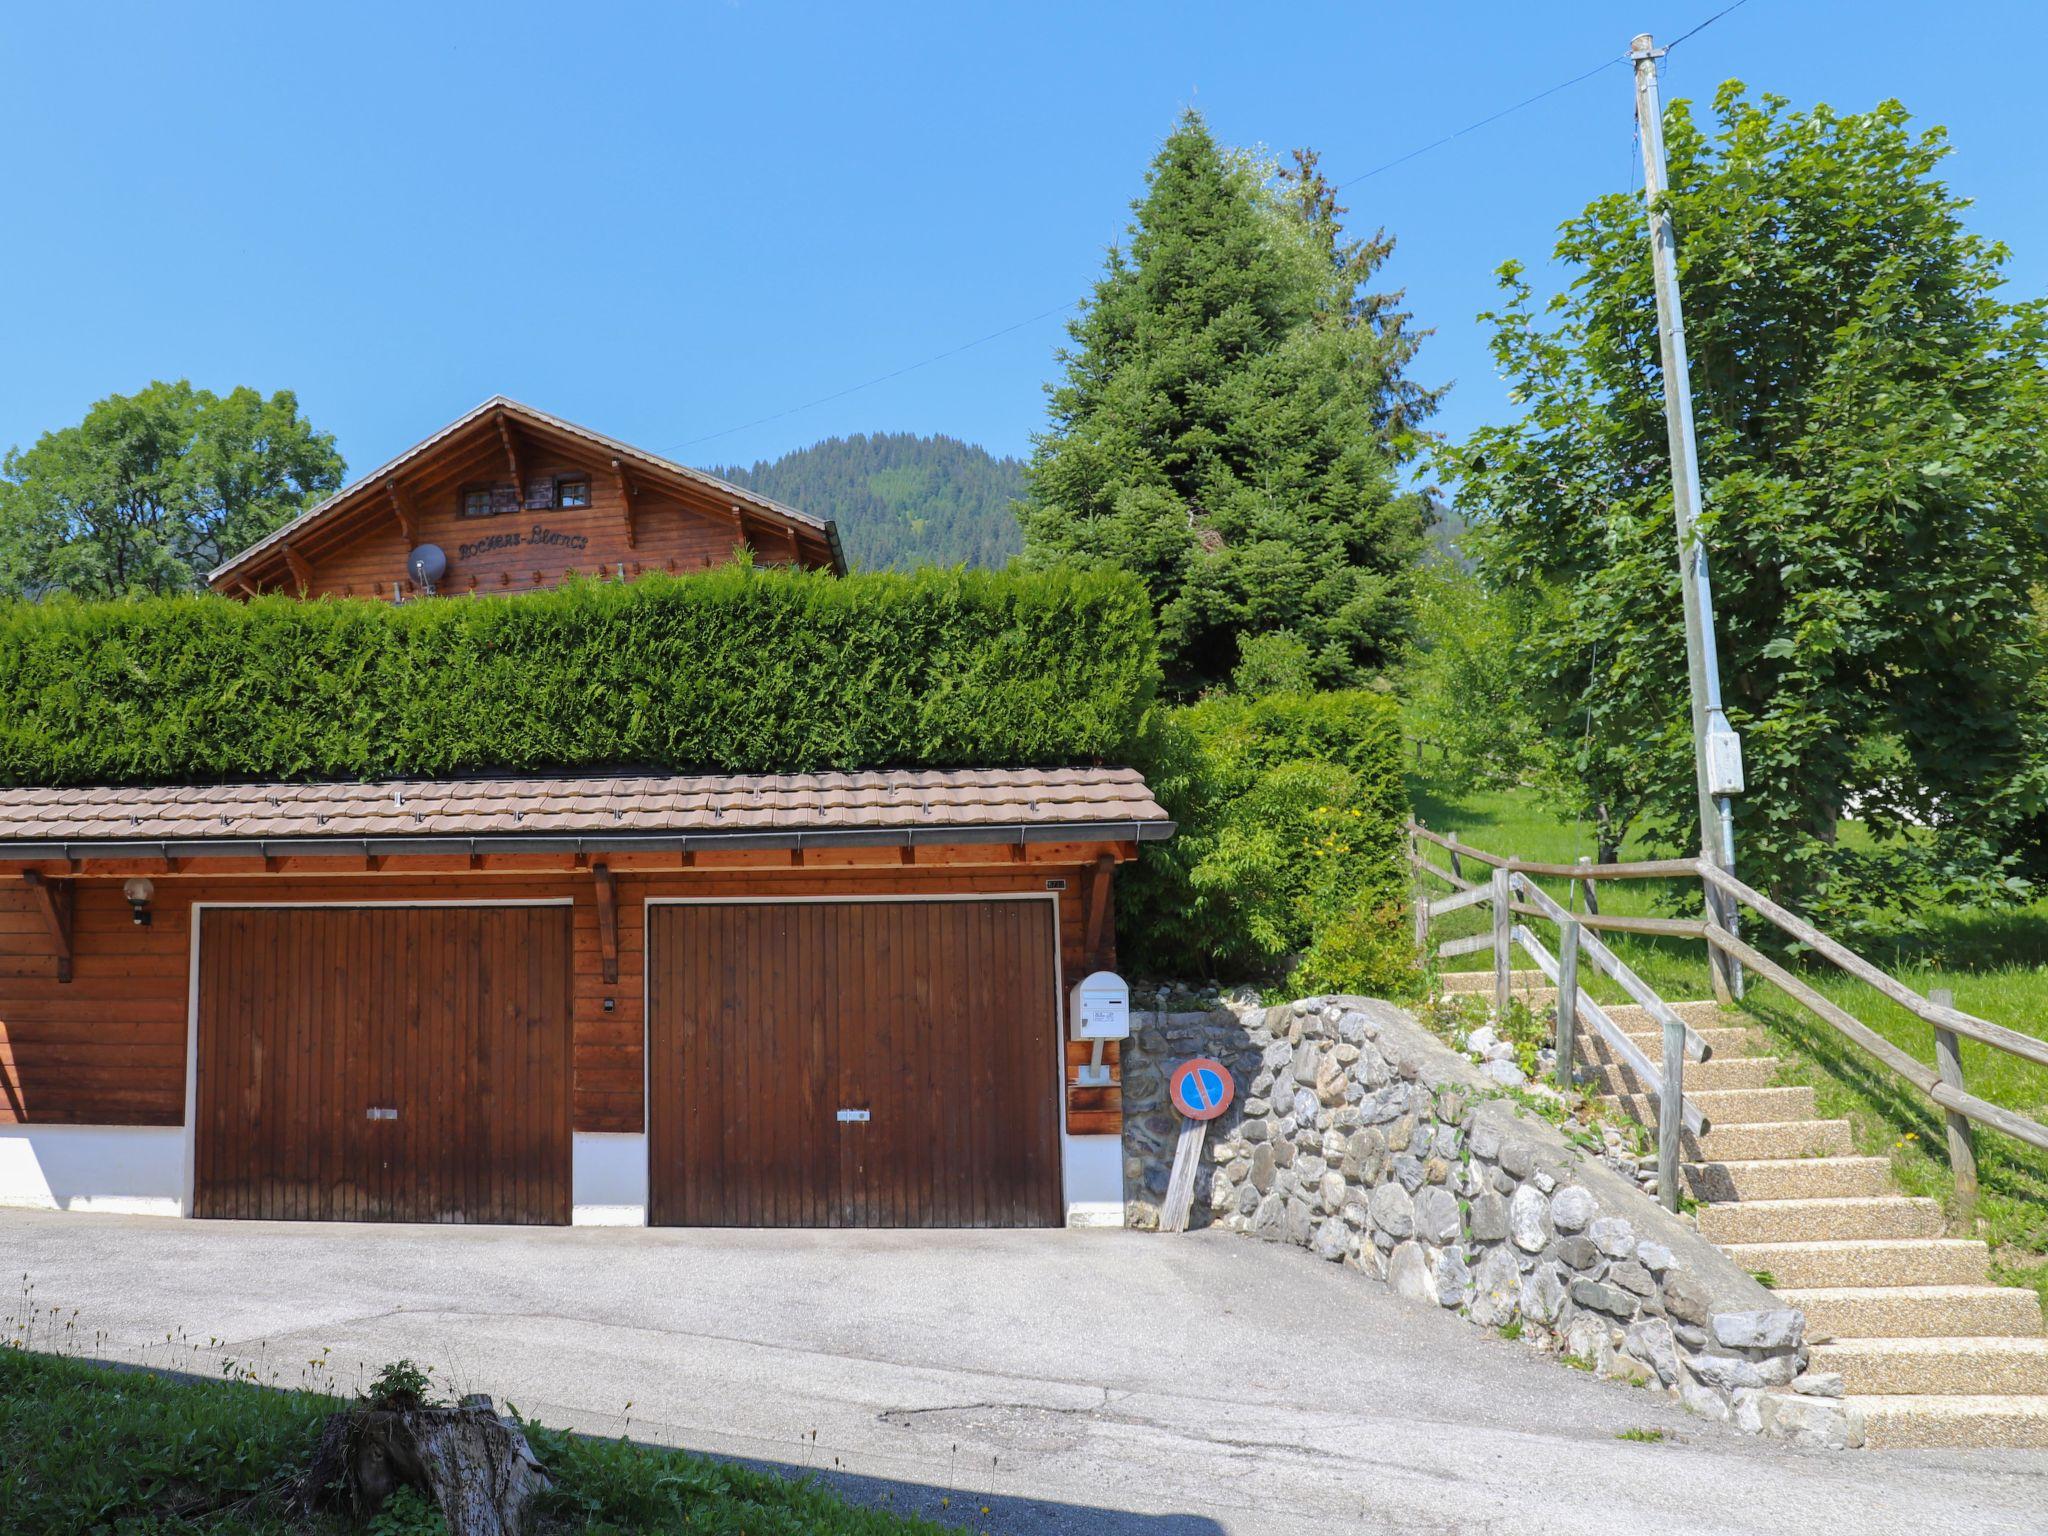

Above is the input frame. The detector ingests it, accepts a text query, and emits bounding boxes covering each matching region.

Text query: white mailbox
[1070,970,1129,1089]
[1071,970,1130,1041]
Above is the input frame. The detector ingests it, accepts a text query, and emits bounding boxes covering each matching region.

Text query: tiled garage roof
[0,768,1172,854]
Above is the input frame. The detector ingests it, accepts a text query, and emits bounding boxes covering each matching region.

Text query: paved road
[5,1210,2044,1535]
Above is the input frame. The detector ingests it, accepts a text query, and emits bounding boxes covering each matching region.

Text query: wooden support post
[610,459,637,549]
[1409,825,1428,956]
[1556,914,1580,1092]
[22,870,73,984]
[592,862,619,986]
[1159,1118,1209,1233]
[1447,832,1463,884]
[1578,854,1600,917]
[1930,986,1978,1220]
[1660,1006,1685,1213]
[498,418,525,493]
[385,480,418,544]
[283,544,314,593]
[1491,866,1512,1016]
[1084,852,1115,968]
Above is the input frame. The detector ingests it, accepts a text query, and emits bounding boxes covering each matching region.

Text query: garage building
[0,769,1168,1227]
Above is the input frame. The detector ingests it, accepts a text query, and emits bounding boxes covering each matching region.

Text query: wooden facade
[208,397,841,601]
[0,843,1126,1222]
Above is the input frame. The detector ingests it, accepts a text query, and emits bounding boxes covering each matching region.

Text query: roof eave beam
[385,480,419,545]
[611,459,637,550]
[498,418,526,496]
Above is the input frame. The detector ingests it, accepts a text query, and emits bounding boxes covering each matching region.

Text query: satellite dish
[408,543,448,591]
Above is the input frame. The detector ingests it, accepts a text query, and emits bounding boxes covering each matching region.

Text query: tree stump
[298,1393,551,1535]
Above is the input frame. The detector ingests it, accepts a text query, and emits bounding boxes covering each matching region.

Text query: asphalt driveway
[5,1210,2044,1535]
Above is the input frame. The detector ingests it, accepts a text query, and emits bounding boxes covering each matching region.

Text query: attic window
[556,476,590,509]
[461,488,495,519]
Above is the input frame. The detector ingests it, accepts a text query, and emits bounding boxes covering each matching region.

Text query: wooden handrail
[1698,863,2048,1072]
[1428,883,1496,917]
[1409,850,1480,893]
[1409,824,1702,880]
[1413,855,1705,942]
[1507,901,1706,940]
[1413,819,2048,1199]
[1703,925,2048,1156]
[1514,923,1708,1137]
[1513,874,1712,1063]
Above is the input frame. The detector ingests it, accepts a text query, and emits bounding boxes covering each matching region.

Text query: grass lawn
[0,1345,951,1536]
[1409,779,2048,1317]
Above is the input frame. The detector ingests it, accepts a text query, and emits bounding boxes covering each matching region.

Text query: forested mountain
[709,433,1025,571]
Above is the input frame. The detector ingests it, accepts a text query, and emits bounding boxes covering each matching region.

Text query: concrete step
[1588,1056,1782,1095]
[1603,999,1730,1030]
[1440,970,1548,995]
[1692,1119,1855,1161]
[1684,1156,1893,1203]
[1696,1196,1946,1245]
[1779,1285,2043,1341]
[1596,1024,1766,1059]
[1852,1394,2048,1449]
[1722,1239,1992,1290]
[1812,1336,2048,1396]
[1606,1085,1817,1127]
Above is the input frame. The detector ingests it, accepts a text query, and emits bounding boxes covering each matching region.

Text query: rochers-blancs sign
[457,525,594,563]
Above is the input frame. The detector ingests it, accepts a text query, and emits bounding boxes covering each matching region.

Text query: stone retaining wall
[1122,994,1861,1447]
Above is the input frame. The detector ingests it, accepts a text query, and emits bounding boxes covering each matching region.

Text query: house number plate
[835,1109,870,1123]
[364,1107,398,1120]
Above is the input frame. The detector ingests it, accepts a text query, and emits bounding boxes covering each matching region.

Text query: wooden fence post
[1930,986,1979,1220]
[1448,833,1464,884]
[1556,914,1580,1092]
[1660,1007,1685,1214]
[1491,867,1513,1016]
[1577,854,1599,917]
[1409,825,1428,958]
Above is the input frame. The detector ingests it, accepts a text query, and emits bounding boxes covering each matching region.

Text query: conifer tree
[1022,111,1434,698]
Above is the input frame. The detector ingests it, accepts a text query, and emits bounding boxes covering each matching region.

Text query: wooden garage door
[648,900,1063,1227]
[193,906,572,1224]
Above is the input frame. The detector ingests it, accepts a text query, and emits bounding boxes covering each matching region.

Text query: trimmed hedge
[0,565,1157,785]
[1121,689,1416,998]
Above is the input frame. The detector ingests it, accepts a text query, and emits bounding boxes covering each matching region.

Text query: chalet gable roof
[208,395,846,589]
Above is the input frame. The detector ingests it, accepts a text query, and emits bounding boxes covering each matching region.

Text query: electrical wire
[678,0,1760,453]
[1662,0,1752,53]
[679,301,1078,449]
[1334,54,1629,191]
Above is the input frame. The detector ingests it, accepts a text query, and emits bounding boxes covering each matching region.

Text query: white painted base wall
[572,1131,648,1225]
[1,1125,1117,1230]
[1062,1133,1124,1228]
[0,1125,185,1216]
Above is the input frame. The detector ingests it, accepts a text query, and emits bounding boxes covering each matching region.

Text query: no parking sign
[1168,1057,1234,1121]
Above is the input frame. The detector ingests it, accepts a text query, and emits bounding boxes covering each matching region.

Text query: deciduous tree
[0,382,344,599]
[1444,85,2048,918]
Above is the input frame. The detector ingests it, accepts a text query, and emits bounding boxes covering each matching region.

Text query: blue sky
[6,1,2044,486]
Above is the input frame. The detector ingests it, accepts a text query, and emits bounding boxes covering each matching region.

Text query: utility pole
[1630,32,1744,1001]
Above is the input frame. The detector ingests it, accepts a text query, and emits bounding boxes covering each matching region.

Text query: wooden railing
[1407,825,1710,1211]
[1407,821,2048,1218]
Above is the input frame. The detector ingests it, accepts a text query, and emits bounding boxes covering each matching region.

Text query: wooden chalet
[1,402,1167,1231]
[208,396,845,599]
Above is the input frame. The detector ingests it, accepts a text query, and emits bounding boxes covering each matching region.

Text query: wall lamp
[123,877,155,927]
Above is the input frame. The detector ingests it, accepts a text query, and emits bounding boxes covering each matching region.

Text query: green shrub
[0,565,1156,785]
[1122,689,1416,998]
